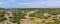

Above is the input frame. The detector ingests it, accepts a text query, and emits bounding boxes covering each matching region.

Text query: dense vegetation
[0,8,7,22]
[0,8,60,24]
[13,8,60,24]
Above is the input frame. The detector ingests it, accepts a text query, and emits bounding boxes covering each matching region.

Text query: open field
[0,8,60,24]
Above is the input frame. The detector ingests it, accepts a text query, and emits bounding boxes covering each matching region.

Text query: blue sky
[0,0,60,8]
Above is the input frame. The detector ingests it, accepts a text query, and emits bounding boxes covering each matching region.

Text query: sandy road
[21,10,38,24]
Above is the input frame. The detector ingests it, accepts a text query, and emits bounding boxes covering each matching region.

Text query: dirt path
[21,10,38,24]
[25,10,38,19]
[4,11,15,24]
[4,10,38,24]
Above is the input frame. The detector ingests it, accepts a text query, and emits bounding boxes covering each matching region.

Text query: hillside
[0,8,60,24]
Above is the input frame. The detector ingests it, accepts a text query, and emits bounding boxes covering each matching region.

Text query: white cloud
[23,3,32,4]
[26,1,60,8]
[18,3,32,5]
[17,1,60,8]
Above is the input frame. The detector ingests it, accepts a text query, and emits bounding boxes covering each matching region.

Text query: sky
[0,0,60,8]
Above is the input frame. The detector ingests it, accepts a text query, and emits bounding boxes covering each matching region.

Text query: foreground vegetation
[0,8,60,24]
